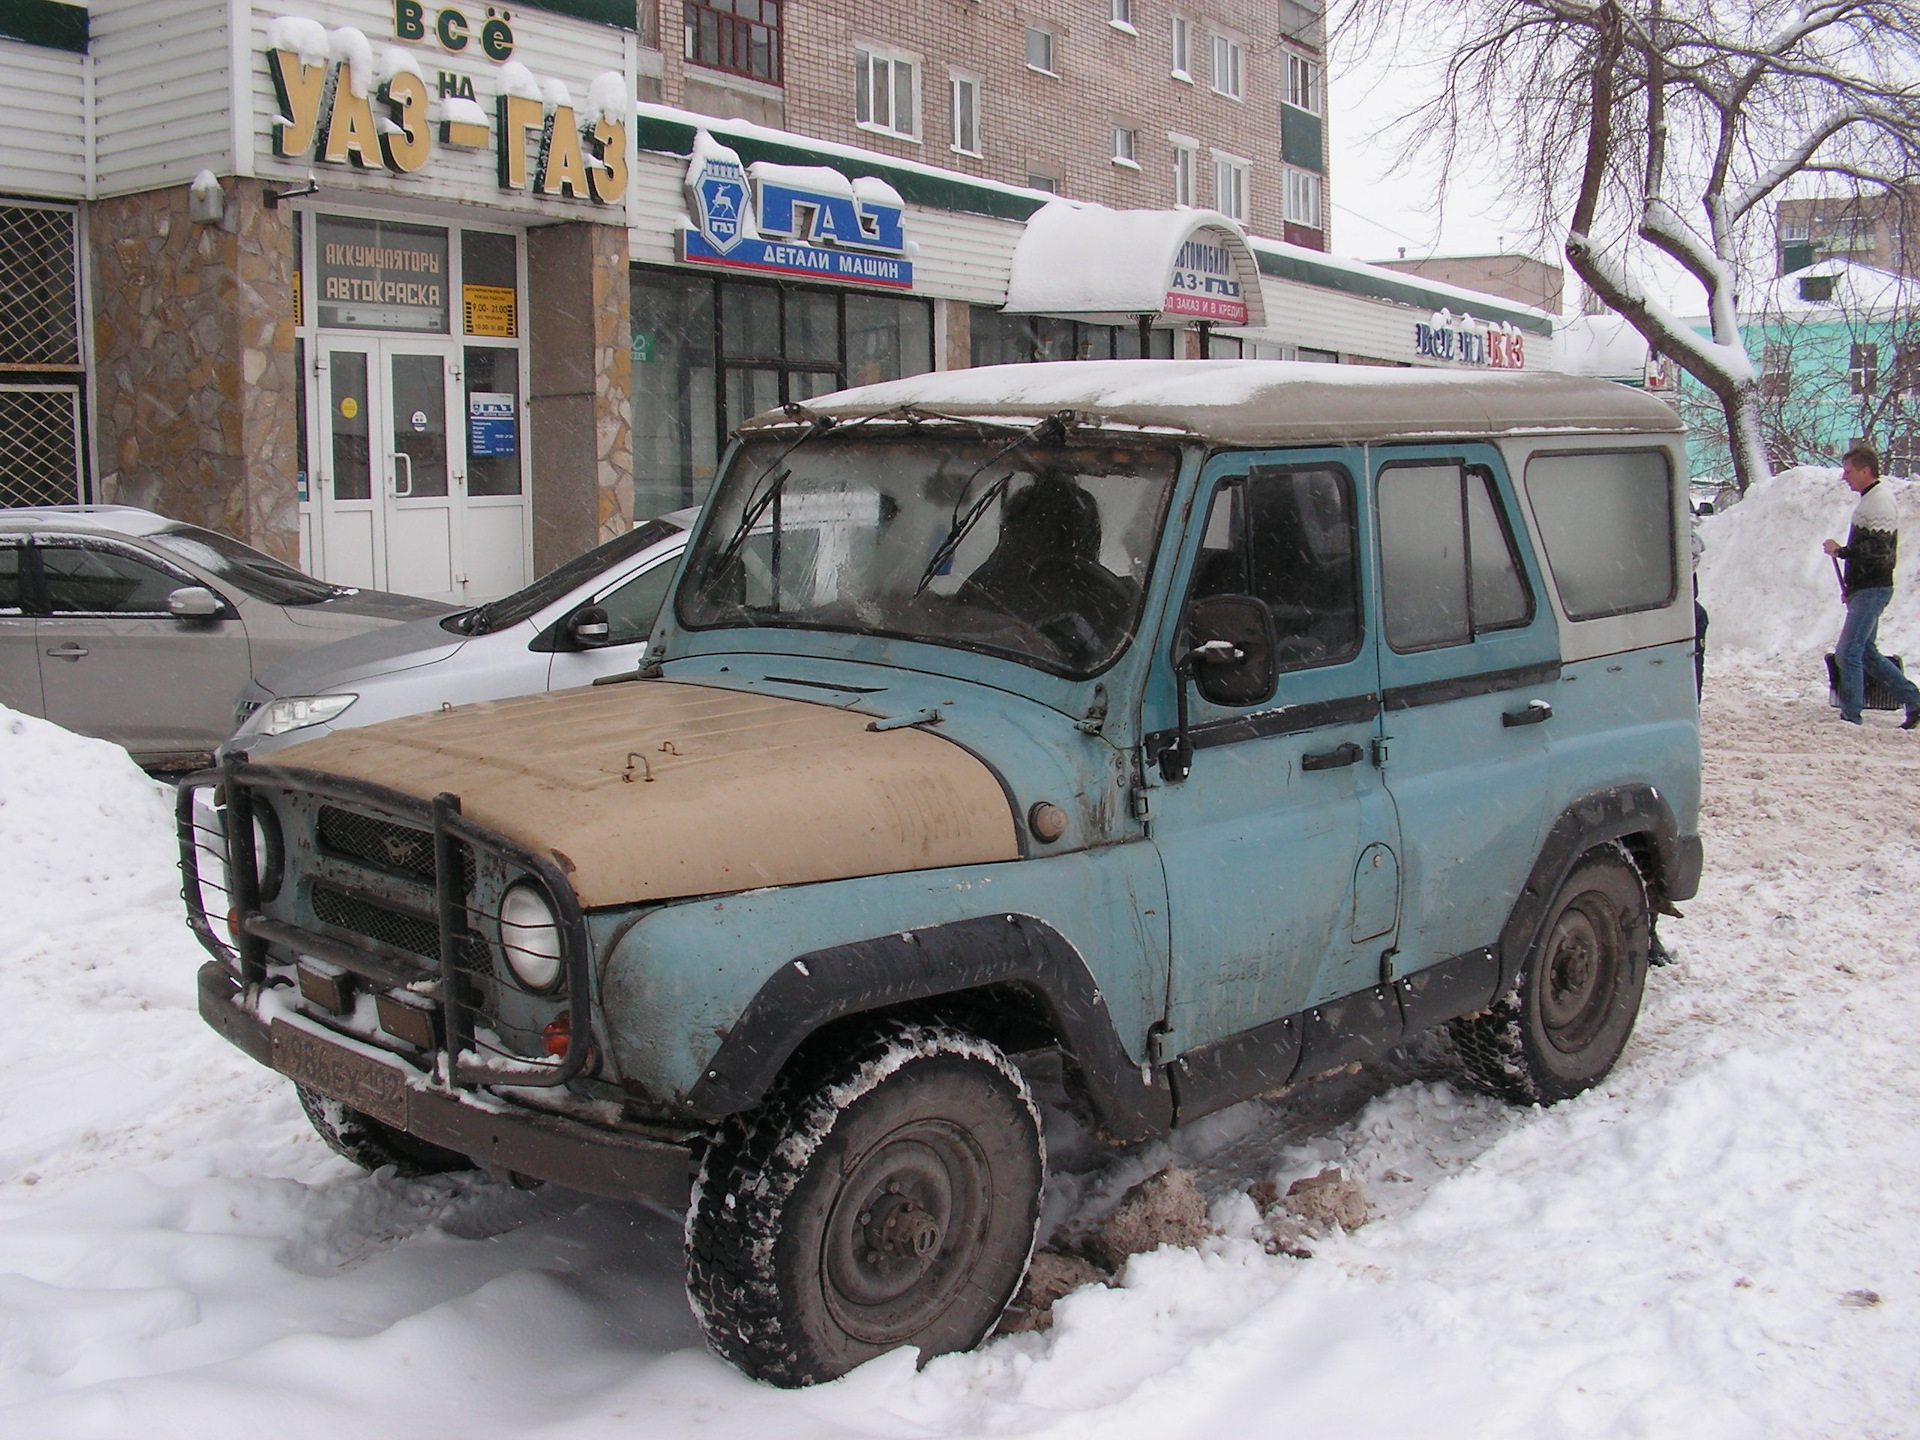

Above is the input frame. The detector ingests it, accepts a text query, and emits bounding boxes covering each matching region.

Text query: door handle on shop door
[1502,699,1553,727]
[1301,740,1365,771]
[45,643,89,659]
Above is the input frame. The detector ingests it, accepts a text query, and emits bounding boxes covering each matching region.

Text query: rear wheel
[685,1023,1044,1387]
[1452,848,1650,1105]
[295,1084,470,1177]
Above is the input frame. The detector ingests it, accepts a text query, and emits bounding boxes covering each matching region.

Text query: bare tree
[1346,0,1920,491]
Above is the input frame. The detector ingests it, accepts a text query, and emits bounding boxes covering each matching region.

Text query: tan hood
[272,681,1020,906]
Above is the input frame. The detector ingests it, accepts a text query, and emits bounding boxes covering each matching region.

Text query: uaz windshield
[678,431,1181,676]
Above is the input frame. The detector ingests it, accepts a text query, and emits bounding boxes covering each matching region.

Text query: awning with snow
[1002,202,1267,329]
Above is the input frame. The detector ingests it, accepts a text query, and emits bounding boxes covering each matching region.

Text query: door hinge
[1129,784,1152,822]
[1378,946,1400,986]
[1371,735,1392,768]
[1148,1023,1181,1067]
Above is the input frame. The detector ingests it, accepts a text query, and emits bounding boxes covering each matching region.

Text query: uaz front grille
[310,882,439,961]
[317,804,475,893]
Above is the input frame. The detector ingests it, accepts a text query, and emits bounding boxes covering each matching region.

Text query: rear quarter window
[1523,449,1676,621]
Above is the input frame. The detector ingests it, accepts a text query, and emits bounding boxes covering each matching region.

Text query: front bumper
[200,963,694,1209]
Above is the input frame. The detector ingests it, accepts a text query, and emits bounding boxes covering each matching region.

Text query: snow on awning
[1002,201,1267,328]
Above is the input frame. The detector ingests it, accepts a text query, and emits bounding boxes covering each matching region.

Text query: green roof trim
[635,114,1049,223]
[1253,245,1555,336]
[514,0,635,30]
[0,0,87,53]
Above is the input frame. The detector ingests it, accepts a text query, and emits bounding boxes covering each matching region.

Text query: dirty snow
[1,471,1918,1434]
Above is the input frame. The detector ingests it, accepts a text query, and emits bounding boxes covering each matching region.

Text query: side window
[0,542,24,614]
[1378,461,1533,652]
[1191,464,1361,677]
[40,544,186,615]
[596,559,677,646]
[1524,450,1676,620]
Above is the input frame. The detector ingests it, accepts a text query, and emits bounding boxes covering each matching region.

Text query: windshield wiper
[914,410,1075,595]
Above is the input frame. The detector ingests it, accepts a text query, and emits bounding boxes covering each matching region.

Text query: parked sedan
[226,508,697,758]
[0,506,452,766]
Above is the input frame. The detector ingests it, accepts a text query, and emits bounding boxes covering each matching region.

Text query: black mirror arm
[1160,641,1245,783]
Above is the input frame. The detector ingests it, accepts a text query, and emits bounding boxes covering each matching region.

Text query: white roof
[1002,202,1267,326]
[1553,312,1651,379]
[0,505,176,537]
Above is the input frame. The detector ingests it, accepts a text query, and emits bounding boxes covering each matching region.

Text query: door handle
[1502,699,1553,727]
[45,643,89,660]
[1301,740,1364,771]
[391,452,413,498]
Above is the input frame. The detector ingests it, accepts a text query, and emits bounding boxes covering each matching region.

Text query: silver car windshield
[148,525,342,606]
[678,431,1181,677]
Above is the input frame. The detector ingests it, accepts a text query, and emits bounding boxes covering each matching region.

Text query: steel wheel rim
[1539,896,1621,1054]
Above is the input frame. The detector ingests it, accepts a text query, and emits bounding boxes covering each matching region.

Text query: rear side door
[35,536,252,759]
[1369,445,1559,974]
[0,536,39,716]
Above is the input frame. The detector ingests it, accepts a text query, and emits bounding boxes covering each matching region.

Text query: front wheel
[1452,847,1650,1105]
[295,1084,471,1177]
[685,1023,1044,1387]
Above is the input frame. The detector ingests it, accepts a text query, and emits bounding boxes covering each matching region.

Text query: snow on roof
[1677,258,1920,324]
[1003,202,1266,326]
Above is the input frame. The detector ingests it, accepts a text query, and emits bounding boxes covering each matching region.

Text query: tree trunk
[1724,382,1771,494]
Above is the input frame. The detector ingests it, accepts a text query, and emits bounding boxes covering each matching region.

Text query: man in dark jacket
[1824,446,1920,727]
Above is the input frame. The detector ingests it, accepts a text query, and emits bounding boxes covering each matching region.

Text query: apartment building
[1777,191,1919,278]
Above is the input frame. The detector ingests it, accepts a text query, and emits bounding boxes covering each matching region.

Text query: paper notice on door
[463,284,518,337]
[469,393,518,457]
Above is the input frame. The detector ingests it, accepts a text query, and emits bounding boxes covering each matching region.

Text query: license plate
[272,1020,410,1130]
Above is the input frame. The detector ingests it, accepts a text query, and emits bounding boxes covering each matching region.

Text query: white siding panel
[628,153,685,269]
[0,42,88,199]
[92,0,234,195]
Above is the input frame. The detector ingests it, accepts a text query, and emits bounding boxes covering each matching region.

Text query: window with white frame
[1215,155,1248,220]
[1025,26,1056,74]
[1110,0,1134,28]
[1285,167,1321,228]
[1285,53,1319,112]
[1173,143,1195,205]
[856,47,920,139]
[1170,17,1191,78]
[1211,34,1242,98]
[950,74,980,155]
[1112,127,1138,166]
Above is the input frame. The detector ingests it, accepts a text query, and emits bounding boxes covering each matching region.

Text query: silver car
[227,508,697,758]
[0,506,452,766]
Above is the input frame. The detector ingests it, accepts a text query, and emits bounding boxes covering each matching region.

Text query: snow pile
[583,70,629,127]
[328,26,373,98]
[1697,465,1920,672]
[494,60,542,104]
[264,15,329,66]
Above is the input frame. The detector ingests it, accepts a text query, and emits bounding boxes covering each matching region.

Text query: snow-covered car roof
[0,505,179,538]
[750,360,1684,448]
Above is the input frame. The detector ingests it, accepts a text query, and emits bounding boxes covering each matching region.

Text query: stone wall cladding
[664,0,1325,244]
[90,179,297,561]
[591,220,634,544]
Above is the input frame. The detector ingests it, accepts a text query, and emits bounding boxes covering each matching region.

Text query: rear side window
[0,542,22,614]
[1377,461,1533,652]
[1524,450,1676,620]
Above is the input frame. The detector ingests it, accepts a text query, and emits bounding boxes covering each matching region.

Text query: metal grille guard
[177,753,594,1089]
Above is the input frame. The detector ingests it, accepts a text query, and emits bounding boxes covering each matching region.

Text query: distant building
[1776,191,1918,278]
[1374,252,1564,315]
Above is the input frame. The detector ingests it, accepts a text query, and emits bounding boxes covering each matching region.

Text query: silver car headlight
[498,883,563,991]
[244,693,357,738]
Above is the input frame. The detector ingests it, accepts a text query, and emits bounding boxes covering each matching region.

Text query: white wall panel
[91,0,235,195]
[0,41,88,199]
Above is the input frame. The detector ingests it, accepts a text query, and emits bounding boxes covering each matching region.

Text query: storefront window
[461,231,519,339]
[631,268,933,522]
[465,347,522,496]
[315,216,449,333]
[329,351,372,501]
[970,308,1176,365]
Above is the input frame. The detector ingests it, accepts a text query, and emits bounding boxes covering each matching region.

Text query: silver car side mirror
[168,585,223,619]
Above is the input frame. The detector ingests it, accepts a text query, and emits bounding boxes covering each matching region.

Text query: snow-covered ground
[2,469,1917,1437]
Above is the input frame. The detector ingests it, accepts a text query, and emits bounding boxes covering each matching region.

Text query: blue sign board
[681,231,914,288]
[469,392,518,457]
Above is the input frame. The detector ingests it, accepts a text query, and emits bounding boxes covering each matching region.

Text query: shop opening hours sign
[316,217,449,332]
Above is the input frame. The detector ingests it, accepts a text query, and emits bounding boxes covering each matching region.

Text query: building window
[1851,342,1879,396]
[1760,342,1790,400]
[1173,143,1195,206]
[1110,0,1134,28]
[951,74,980,155]
[1285,168,1321,228]
[1211,34,1242,98]
[1170,17,1191,79]
[1025,27,1056,74]
[1799,274,1834,302]
[684,0,782,85]
[1214,156,1248,221]
[1889,432,1920,475]
[1027,173,1059,193]
[856,47,919,140]
[1285,53,1319,112]
[1112,127,1139,167]
[1779,219,1811,243]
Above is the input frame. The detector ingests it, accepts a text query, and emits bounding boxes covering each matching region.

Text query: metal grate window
[0,384,83,507]
[0,203,80,369]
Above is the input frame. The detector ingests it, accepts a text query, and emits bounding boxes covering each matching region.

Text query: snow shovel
[1824,555,1908,708]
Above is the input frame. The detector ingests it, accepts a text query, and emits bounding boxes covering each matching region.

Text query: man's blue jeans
[1836,586,1920,721]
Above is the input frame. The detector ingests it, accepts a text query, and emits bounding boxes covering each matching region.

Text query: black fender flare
[683,912,1174,1143]
[1498,784,1702,994]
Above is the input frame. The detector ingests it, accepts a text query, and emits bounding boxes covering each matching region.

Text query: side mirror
[167,585,223,619]
[566,605,611,649]
[1187,594,1278,706]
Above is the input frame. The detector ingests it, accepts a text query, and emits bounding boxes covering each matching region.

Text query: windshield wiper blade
[914,410,1075,596]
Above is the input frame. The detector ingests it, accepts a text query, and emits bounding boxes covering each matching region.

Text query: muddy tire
[1452,847,1650,1105]
[295,1084,471,1177]
[685,1023,1044,1387]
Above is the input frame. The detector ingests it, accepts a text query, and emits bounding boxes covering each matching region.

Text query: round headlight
[249,804,284,903]
[498,883,563,991]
